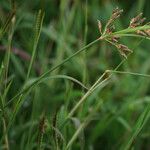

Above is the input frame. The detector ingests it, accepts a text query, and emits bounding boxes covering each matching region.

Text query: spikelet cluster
[97,7,150,58]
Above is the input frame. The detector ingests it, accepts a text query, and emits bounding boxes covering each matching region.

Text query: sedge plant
[0,3,150,150]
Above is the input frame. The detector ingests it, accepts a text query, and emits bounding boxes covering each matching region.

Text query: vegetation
[0,0,150,149]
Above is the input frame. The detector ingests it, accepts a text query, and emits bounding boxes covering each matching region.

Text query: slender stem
[1,9,16,150]
[34,38,101,83]
[82,0,88,84]
[67,57,126,119]
[4,14,15,89]
[66,99,102,150]
[67,72,106,118]
[5,37,101,107]
[0,95,9,150]
[65,122,86,150]
[2,117,9,150]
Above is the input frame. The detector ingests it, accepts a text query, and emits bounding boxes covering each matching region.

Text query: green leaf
[121,103,150,150]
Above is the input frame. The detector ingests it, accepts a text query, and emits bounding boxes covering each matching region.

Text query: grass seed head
[144,29,150,36]
[129,13,146,28]
[97,19,102,34]
[106,7,123,28]
[117,44,133,58]
[111,36,120,43]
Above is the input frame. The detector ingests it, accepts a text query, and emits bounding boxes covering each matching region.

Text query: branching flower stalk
[64,9,150,149]
[98,7,150,58]
[65,7,150,120]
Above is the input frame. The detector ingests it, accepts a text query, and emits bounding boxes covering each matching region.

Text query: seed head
[112,7,123,20]
[97,19,102,34]
[106,7,123,29]
[117,44,133,58]
[129,13,146,28]
[144,29,150,36]
[111,36,120,43]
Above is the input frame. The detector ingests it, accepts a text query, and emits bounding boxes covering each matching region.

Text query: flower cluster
[98,7,150,59]
[129,13,150,36]
[105,7,123,35]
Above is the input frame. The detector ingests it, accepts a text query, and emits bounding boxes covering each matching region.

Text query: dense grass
[0,0,150,150]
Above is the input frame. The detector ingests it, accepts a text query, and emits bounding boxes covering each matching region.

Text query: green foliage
[0,0,150,150]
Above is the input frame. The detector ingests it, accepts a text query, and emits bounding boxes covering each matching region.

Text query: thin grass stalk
[67,56,126,119]
[82,0,88,84]
[66,40,144,119]
[0,96,9,150]
[0,7,16,150]
[0,10,45,142]
[67,72,107,119]
[5,37,101,107]
[2,117,9,150]
[65,100,103,150]
[0,11,15,40]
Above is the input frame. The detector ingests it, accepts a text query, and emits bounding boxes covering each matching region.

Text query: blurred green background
[0,0,150,149]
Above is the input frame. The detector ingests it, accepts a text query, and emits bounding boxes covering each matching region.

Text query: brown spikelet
[106,25,115,34]
[97,8,149,59]
[112,7,123,19]
[110,36,120,43]
[136,30,147,36]
[99,7,123,35]
[52,110,60,149]
[144,29,150,36]
[97,20,102,34]
[106,7,123,29]
[37,115,46,150]
[116,44,133,58]
[129,13,145,28]
[129,13,150,38]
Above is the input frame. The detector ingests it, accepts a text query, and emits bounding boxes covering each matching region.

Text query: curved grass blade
[5,75,88,108]
[24,75,89,90]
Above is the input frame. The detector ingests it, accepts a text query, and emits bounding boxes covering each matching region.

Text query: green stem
[67,72,106,119]
[2,117,9,150]
[5,37,101,107]
[67,57,126,119]
[34,38,101,83]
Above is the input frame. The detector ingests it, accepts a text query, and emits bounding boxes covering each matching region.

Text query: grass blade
[0,11,15,40]
[121,103,150,150]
